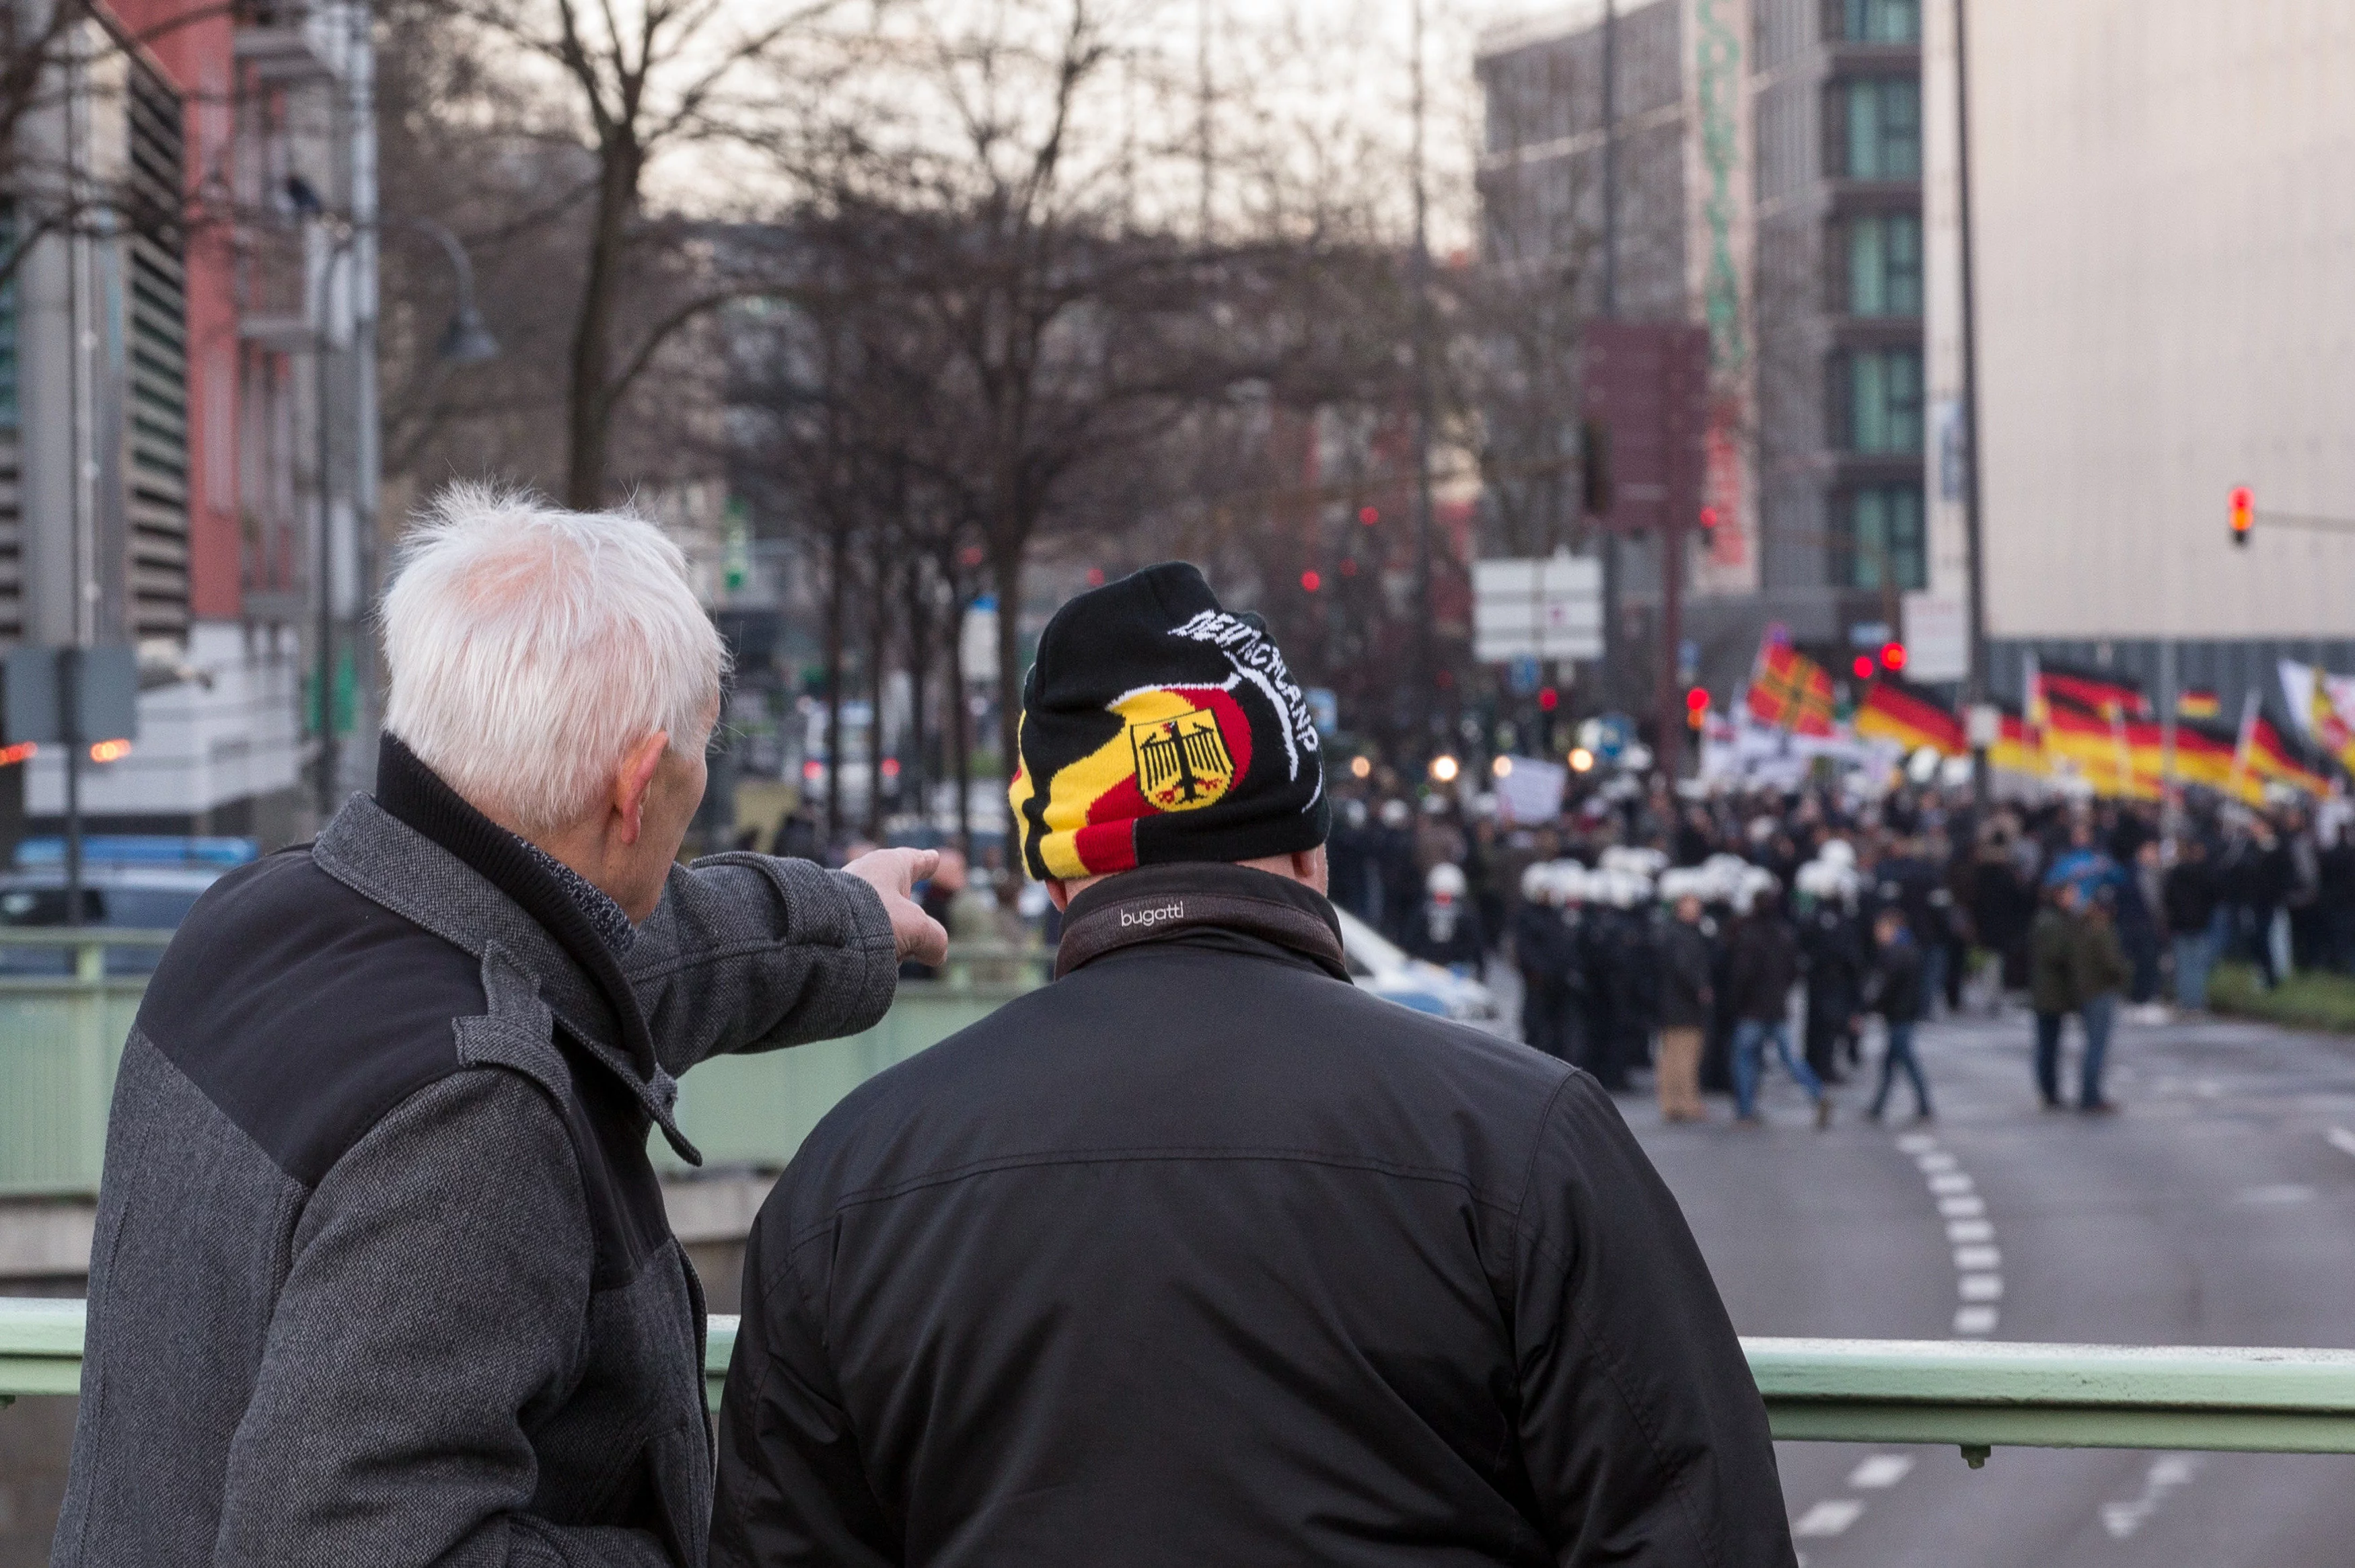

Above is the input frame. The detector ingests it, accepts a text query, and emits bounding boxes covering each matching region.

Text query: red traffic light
[1358,506,1379,526]
[1697,505,1718,541]
[1300,570,1322,593]
[1852,655,1875,680]
[1537,686,1559,712]
[1685,687,1710,730]
[1879,640,1906,672]
[2230,485,2254,546]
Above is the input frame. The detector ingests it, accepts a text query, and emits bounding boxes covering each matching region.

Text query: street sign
[1579,322,1710,537]
[1305,687,1339,737]
[4,646,138,746]
[1506,657,1542,698]
[1473,554,1603,662]
[1903,591,1969,683]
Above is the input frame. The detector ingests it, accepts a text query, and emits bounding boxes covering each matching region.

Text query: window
[1847,212,1922,315]
[1842,488,1926,591]
[1840,0,1920,43]
[1844,346,1924,452]
[0,202,14,431]
[1842,78,1921,180]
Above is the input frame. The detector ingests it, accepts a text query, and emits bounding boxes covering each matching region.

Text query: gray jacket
[52,737,900,1567]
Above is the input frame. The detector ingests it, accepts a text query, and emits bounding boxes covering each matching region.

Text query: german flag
[2035,694,2169,800]
[1986,702,2048,778]
[1747,638,1836,737]
[2176,688,2222,721]
[2170,719,2249,798]
[1856,677,1965,755]
[2248,714,2333,798]
[2035,659,2151,720]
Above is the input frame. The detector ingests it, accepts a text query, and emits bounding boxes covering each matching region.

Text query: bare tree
[422,0,838,507]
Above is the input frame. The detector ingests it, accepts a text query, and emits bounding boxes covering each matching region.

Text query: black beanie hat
[1011,563,1330,881]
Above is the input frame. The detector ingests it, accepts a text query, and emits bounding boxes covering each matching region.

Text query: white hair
[382,484,727,835]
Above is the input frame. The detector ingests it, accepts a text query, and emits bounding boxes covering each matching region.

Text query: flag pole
[2227,689,2261,805]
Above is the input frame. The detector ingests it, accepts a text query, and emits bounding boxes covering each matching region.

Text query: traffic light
[1697,506,1718,551]
[1879,640,1907,673]
[1685,686,1710,731]
[1852,654,1875,681]
[2231,485,2254,547]
[1537,686,1559,712]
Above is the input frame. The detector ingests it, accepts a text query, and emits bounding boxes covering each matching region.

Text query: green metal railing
[9,1297,2355,1464]
[0,932,169,1195]
[0,936,1049,1193]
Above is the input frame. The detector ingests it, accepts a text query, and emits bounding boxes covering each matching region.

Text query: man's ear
[1046,877,1073,911]
[614,731,669,846]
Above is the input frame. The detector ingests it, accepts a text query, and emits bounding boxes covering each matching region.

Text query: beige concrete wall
[1946,0,2355,639]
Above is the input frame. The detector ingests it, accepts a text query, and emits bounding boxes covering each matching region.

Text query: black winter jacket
[713,862,1794,1568]
[1869,938,1927,1025]
[1725,913,1801,1025]
[1656,917,1716,1030]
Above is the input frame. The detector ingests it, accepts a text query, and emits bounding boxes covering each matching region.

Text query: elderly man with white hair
[51,487,945,1568]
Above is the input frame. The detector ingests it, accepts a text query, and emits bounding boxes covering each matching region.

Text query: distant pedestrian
[1656,890,1714,1122]
[1404,861,1487,974]
[1512,865,1572,1061]
[1725,881,1830,1128]
[2073,894,2130,1114]
[2029,883,2082,1111]
[2163,837,2223,1010]
[1864,908,1933,1123]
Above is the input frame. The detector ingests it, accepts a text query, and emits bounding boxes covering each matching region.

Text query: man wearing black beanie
[713,564,1795,1567]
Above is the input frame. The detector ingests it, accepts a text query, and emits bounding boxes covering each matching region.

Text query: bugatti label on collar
[1120,900,1185,928]
[1130,707,1235,811]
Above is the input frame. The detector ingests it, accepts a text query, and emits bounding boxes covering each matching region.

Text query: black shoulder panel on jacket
[139,848,487,1187]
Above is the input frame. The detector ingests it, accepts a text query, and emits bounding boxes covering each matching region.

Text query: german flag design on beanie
[1009,563,1329,881]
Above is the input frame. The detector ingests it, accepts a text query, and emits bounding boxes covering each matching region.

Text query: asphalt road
[1613,1001,2355,1565]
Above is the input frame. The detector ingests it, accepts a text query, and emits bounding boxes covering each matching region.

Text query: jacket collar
[314,734,699,1163]
[1054,861,1351,983]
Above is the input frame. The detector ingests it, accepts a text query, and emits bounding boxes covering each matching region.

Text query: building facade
[1925,0,2355,713]
[1475,0,1927,710]
[3,0,375,847]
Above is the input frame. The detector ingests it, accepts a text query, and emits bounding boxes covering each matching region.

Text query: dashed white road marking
[2101,1454,2201,1538]
[2327,1126,2355,1161]
[1848,1454,1915,1489]
[2239,1183,2316,1205]
[1907,1135,2003,1338]
[1791,1499,1867,1538]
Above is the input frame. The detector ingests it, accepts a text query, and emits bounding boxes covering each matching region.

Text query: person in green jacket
[2071,892,2132,1113]
[2029,883,2082,1109]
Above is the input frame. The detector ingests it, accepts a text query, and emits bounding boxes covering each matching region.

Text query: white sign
[1492,757,1568,824]
[1902,591,1969,683]
[1474,554,1603,663]
[959,601,999,683]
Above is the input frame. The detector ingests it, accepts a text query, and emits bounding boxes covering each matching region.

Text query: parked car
[1334,907,1505,1031]
[0,837,250,976]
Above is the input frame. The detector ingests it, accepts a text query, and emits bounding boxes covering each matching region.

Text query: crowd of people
[1327,768,2355,1124]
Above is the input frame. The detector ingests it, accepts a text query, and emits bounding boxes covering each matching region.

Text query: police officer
[713,564,1795,1567]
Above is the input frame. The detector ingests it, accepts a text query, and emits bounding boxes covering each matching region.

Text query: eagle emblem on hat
[1131,707,1235,812]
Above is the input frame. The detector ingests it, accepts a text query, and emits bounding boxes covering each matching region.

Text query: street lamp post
[297,192,499,822]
